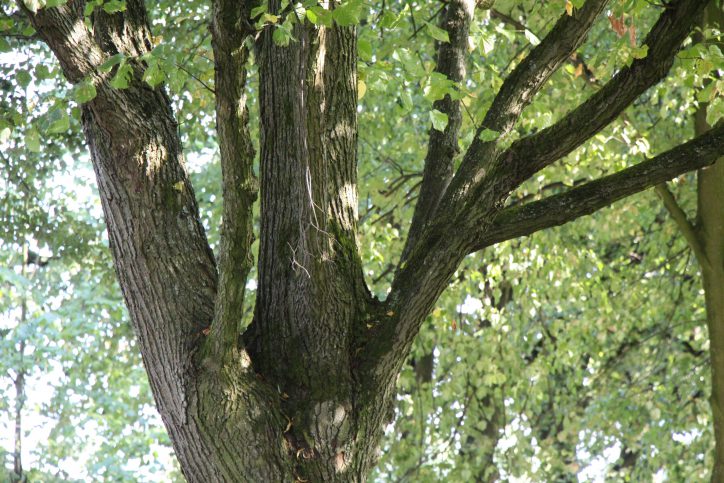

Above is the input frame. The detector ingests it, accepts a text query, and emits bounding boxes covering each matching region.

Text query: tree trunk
[697,95,724,483]
[696,5,723,480]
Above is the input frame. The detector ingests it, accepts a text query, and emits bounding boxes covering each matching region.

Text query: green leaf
[478,128,499,142]
[25,127,41,152]
[305,8,318,24]
[425,22,450,43]
[102,0,126,13]
[73,80,97,104]
[333,0,364,27]
[250,4,267,18]
[16,70,32,89]
[308,6,333,27]
[272,25,293,47]
[429,109,449,132]
[143,61,165,88]
[110,61,133,89]
[358,38,373,62]
[74,80,98,103]
[99,54,125,73]
[631,45,649,59]
[0,126,11,144]
[570,0,585,7]
[47,108,70,134]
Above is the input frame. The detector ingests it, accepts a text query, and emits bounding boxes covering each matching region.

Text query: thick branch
[444,0,608,206]
[402,0,475,261]
[503,0,710,188]
[209,0,257,361]
[473,123,724,249]
[21,1,104,82]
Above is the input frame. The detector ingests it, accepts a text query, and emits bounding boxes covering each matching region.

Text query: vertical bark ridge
[209,0,258,361]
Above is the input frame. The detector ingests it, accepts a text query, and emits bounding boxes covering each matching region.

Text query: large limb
[24,3,291,480]
[401,0,475,261]
[472,123,724,249]
[367,0,608,376]
[208,0,258,361]
[499,0,710,193]
[444,0,609,208]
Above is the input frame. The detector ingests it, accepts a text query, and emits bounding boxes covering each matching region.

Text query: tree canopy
[1,0,722,481]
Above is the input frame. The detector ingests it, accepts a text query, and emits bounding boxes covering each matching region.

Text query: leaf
[305,8,318,24]
[272,25,293,46]
[250,4,267,18]
[47,108,70,133]
[110,61,133,89]
[99,54,124,73]
[628,24,636,47]
[262,13,280,25]
[524,29,540,46]
[172,181,184,192]
[24,0,44,13]
[425,22,450,43]
[358,38,373,62]
[478,128,499,142]
[333,0,364,27]
[631,45,648,60]
[607,14,626,37]
[0,126,11,144]
[429,109,449,132]
[143,61,165,88]
[480,33,494,55]
[74,80,98,103]
[16,70,32,89]
[25,127,41,153]
[357,79,366,100]
[102,0,126,13]
[565,0,573,16]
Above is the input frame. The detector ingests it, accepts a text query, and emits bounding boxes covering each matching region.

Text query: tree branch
[502,0,710,190]
[490,8,598,85]
[20,0,104,83]
[472,123,724,250]
[445,0,609,206]
[655,183,710,270]
[401,0,475,261]
[208,0,258,361]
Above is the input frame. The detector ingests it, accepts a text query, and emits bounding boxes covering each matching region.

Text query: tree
[654,2,724,478]
[8,0,723,480]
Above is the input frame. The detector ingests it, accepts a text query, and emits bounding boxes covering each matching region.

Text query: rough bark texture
[23,0,721,480]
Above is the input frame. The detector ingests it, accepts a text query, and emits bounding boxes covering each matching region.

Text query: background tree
[1,0,722,480]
